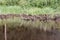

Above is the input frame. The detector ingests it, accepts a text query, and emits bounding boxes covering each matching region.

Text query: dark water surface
[7,28,60,40]
[0,27,60,40]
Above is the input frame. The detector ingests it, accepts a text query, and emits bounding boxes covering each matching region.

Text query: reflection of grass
[0,17,60,31]
[0,6,60,15]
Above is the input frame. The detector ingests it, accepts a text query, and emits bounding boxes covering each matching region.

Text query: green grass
[0,6,60,15]
[0,0,60,8]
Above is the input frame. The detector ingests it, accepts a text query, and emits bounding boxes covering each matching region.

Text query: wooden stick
[4,23,7,40]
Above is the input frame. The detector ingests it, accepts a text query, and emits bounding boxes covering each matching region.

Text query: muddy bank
[0,14,60,22]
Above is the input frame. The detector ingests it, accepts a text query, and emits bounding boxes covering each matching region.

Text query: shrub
[0,0,60,8]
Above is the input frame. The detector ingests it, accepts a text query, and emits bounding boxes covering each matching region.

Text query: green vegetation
[0,0,60,8]
[0,0,60,14]
[0,13,59,30]
[0,17,59,31]
[0,6,60,14]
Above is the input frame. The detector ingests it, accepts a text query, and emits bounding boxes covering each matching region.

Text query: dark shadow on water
[6,27,60,40]
[0,26,60,40]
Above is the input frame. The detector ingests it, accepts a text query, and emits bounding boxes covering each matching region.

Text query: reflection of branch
[4,23,7,40]
[2,19,7,40]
